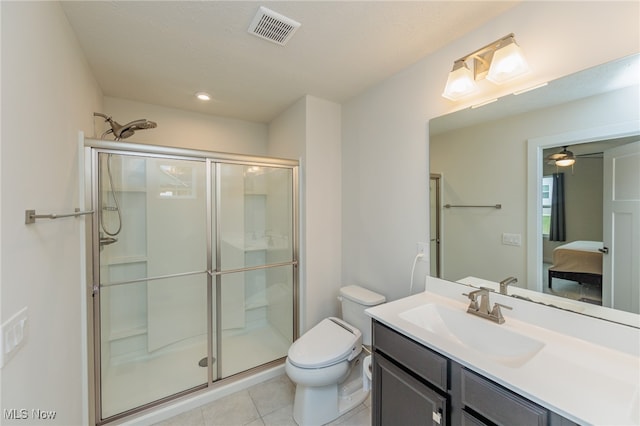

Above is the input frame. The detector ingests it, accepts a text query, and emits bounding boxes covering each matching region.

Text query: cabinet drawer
[373,321,448,391]
[462,368,547,426]
[461,410,490,426]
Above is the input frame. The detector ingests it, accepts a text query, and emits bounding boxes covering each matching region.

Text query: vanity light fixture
[195,91,211,101]
[442,33,530,101]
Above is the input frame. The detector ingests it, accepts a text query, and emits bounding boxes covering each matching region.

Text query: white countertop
[366,277,640,426]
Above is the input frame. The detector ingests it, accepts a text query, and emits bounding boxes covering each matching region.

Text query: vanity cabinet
[374,355,447,426]
[460,368,549,425]
[372,320,578,426]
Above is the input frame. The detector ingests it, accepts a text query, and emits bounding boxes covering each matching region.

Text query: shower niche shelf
[104,255,148,265]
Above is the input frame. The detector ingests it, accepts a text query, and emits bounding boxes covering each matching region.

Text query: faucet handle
[464,288,493,313]
[490,302,513,324]
[462,291,479,310]
[499,276,518,295]
[494,302,512,310]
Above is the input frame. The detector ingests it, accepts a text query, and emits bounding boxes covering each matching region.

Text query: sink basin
[399,303,545,367]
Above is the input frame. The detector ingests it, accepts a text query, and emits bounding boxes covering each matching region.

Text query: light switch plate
[502,233,522,246]
[0,307,28,369]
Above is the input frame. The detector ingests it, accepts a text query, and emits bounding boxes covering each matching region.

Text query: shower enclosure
[85,139,298,424]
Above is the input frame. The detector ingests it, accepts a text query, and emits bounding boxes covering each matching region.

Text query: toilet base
[292,382,369,426]
[291,355,369,426]
[338,376,369,414]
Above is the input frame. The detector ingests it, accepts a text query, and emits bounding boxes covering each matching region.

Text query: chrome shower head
[94,112,157,140]
[111,118,158,140]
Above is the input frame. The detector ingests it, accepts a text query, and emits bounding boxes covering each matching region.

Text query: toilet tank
[338,285,386,345]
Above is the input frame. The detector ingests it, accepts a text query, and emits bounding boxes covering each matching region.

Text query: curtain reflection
[549,172,566,241]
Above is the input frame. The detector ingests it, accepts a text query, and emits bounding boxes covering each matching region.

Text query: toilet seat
[287,317,362,369]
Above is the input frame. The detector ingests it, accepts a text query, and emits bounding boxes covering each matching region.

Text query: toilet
[285,285,386,426]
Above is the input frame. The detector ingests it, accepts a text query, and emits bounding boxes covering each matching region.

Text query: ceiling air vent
[248,6,301,46]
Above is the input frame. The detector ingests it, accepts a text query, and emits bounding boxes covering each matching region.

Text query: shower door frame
[84,139,299,425]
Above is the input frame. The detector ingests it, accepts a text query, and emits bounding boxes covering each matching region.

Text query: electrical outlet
[416,242,428,262]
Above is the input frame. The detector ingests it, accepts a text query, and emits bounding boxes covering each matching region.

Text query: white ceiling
[61,1,518,123]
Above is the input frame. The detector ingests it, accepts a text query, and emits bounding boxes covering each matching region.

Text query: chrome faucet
[463,287,512,324]
[466,288,491,314]
[499,276,517,295]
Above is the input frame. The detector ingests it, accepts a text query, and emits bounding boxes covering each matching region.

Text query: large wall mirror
[429,54,639,327]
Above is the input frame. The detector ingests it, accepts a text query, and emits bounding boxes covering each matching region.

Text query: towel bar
[444,204,502,209]
[25,208,94,224]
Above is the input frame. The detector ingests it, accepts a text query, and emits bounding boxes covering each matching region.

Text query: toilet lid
[288,317,362,368]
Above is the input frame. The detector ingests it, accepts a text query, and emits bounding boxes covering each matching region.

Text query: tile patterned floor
[153,374,371,426]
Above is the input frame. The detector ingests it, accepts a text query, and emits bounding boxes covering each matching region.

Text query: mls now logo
[3,409,28,420]
[3,408,57,420]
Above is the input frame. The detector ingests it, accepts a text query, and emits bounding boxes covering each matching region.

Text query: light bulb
[195,92,211,101]
[442,61,477,100]
[486,39,529,84]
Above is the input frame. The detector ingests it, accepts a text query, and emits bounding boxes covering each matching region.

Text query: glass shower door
[96,153,210,420]
[216,163,295,377]
[91,145,298,423]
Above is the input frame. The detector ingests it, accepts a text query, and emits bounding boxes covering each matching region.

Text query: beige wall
[303,96,342,331]
[342,1,639,302]
[103,97,268,155]
[268,96,342,333]
[1,2,103,424]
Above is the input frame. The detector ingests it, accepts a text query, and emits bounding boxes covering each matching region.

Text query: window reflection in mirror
[541,176,553,236]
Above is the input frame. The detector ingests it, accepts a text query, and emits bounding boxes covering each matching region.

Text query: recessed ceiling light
[195,92,211,101]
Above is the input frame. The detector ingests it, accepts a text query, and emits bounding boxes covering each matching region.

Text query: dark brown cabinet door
[373,354,447,426]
